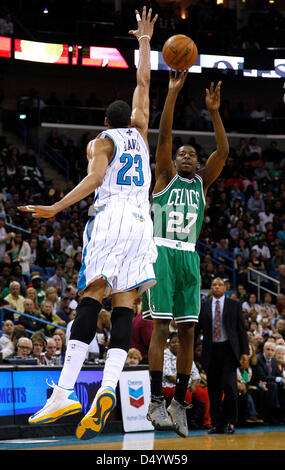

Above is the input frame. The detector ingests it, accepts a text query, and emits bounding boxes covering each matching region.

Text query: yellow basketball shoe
[29,381,82,424]
[76,387,116,440]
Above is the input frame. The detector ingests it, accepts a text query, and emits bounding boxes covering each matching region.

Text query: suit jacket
[251,353,281,385]
[195,296,249,372]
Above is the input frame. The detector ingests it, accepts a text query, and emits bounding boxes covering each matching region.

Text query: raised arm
[154,70,188,192]
[129,7,158,144]
[18,137,113,218]
[198,81,229,193]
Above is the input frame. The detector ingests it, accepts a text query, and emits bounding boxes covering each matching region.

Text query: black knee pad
[70,297,102,344]
[109,307,134,352]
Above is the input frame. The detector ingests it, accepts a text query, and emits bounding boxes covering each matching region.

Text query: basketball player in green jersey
[145,71,229,437]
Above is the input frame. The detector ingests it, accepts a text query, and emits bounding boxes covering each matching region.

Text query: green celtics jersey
[153,173,205,244]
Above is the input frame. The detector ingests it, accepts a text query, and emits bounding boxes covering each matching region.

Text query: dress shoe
[208,425,224,434]
[225,423,235,434]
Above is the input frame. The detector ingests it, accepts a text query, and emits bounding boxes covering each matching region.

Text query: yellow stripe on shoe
[29,402,82,424]
[76,388,116,440]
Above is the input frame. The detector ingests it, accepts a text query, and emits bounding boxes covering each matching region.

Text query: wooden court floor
[1,426,285,451]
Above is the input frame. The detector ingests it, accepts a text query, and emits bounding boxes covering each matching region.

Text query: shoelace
[46,378,56,389]
[159,402,169,418]
[40,379,57,409]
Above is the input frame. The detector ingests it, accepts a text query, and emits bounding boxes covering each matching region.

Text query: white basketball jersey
[91,128,151,212]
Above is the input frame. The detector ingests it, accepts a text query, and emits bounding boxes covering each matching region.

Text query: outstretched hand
[18,204,58,219]
[205,81,222,112]
[128,6,158,40]
[168,70,188,94]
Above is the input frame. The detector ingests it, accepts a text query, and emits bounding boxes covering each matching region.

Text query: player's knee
[153,319,170,341]
[70,297,102,344]
[177,321,195,341]
[109,306,134,352]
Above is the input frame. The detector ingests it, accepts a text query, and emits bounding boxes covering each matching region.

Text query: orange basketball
[162,34,198,70]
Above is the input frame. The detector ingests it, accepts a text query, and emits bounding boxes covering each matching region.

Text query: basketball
[162,34,198,70]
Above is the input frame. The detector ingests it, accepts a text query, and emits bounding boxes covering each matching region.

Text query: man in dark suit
[195,277,249,434]
[251,340,285,424]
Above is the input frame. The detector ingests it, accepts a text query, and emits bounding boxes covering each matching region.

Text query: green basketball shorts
[142,243,200,323]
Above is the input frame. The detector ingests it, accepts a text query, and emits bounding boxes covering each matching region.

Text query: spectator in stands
[66,285,78,310]
[247,249,266,277]
[125,348,142,366]
[15,337,33,359]
[64,238,82,259]
[277,223,285,247]
[52,332,66,362]
[214,238,231,263]
[40,337,59,365]
[44,286,59,314]
[46,129,64,152]
[162,332,194,407]
[201,262,216,289]
[264,141,283,162]
[251,340,285,424]
[63,257,78,284]
[31,332,47,364]
[242,293,262,317]
[18,298,42,332]
[247,190,265,214]
[4,281,25,317]
[46,264,67,296]
[229,220,249,244]
[275,319,285,340]
[233,239,250,261]
[4,328,27,358]
[270,248,285,274]
[6,232,31,276]
[237,354,263,425]
[258,206,274,233]
[248,137,262,158]
[96,309,111,360]
[162,332,210,430]
[40,300,66,336]
[29,237,39,266]
[56,295,72,324]
[53,327,66,347]
[275,345,285,379]
[262,293,278,318]
[25,286,41,313]
[277,265,285,294]
[0,319,14,358]
[252,239,271,267]
[0,215,8,262]
[30,271,46,305]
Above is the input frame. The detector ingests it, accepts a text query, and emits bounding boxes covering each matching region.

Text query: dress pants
[206,341,238,427]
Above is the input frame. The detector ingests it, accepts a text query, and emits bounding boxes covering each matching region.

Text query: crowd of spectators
[0,121,285,428]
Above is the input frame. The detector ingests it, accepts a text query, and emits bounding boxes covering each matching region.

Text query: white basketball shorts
[77,201,157,296]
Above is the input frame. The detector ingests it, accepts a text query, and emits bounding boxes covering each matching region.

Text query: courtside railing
[247,267,280,302]
[0,307,66,335]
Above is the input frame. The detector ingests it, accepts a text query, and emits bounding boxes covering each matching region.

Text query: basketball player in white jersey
[18,6,158,440]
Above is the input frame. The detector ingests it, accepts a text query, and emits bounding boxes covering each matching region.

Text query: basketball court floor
[1,425,284,451]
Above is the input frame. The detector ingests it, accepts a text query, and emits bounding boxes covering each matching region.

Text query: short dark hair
[106,100,131,128]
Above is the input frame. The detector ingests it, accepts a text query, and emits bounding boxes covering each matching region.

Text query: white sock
[100,348,127,390]
[58,339,88,390]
